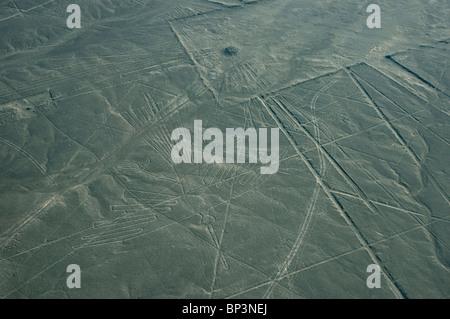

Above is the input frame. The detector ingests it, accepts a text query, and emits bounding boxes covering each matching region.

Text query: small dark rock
[223,46,239,56]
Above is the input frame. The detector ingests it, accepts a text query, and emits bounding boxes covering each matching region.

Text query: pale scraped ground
[0,0,449,298]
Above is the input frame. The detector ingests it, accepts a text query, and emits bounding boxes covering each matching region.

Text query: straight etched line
[346,68,450,207]
[257,96,406,299]
[0,0,55,22]
[11,0,22,13]
[386,55,450,99]
[269,94,380,216]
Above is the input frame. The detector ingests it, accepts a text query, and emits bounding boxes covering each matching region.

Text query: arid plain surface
[0,0,449,298]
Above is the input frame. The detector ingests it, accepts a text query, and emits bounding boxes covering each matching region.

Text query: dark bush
[222,46,239,56]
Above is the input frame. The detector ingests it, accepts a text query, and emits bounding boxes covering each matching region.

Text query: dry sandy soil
[0,0,449,298]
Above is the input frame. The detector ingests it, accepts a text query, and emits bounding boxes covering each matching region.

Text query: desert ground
[0,0,449,298]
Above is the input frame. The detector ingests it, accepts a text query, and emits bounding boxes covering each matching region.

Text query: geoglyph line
[256,95,406,299]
